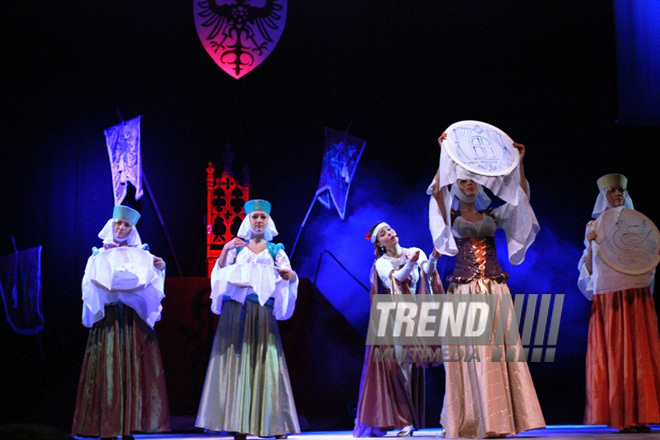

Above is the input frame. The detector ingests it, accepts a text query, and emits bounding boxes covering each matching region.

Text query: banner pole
[289,192,319,264]
[143,173,183,276]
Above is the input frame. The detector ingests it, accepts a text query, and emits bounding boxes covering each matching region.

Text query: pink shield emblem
[193,0,287,79]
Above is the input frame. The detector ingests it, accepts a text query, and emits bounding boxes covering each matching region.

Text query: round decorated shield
[442,120,519,176]
[596,208,660,275]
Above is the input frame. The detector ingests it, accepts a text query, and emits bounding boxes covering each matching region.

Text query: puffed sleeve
[209,248,237,314]
[577,221,595,301]
[428,184,458,257]
[491,184,540,265]
[273,249,298,320]
[375,257,395,290]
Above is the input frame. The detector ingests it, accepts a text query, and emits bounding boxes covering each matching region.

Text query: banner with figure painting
[290,127,366,258]
[104,115,143,206]
[316,127,367,220]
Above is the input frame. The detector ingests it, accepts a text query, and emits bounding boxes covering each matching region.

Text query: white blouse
[210,246,298,320]
[452,214,498,239]
[375,247,428,293]
[429,185,539,265]
[81,246,165,329]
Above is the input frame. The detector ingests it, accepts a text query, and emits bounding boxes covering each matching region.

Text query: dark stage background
[1,0,659,433]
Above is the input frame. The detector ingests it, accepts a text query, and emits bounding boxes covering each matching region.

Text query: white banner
[104,115,143,205]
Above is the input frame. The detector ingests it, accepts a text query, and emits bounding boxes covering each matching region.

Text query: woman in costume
[429,134,545,438]
[72,205,170,439]
[353,222,443,437]
[196,199,299,440]
[578,173,660,433]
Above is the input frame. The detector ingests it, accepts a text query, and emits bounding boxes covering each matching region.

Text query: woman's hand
[513,142,526,161]
[225,237,247,251]
[585,220,596,242]
[431,248,442,259]
[153,256,166,270]
[217,237,247,269]
[278,268,297,281]
[408,249,420,263]
[438,131,448,147]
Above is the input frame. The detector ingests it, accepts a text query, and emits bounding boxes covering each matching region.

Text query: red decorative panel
[206,147,250,276]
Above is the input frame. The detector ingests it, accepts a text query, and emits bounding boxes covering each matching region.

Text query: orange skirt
[585,287,660,430]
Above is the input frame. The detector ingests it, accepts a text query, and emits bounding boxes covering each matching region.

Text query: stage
[72,425,660,440]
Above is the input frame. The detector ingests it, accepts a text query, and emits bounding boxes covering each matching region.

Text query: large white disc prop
[442,120,519,176]
[596,208,660,275]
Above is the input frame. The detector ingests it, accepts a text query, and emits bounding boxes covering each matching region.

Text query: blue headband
[113,205,141,225]
[244,199,271,215]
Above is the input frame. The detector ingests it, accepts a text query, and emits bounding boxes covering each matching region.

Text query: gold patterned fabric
[72,304,170,437]
[441,279,545,438]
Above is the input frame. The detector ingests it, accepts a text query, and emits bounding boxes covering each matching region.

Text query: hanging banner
[193,0,287,79]
[315,127,366,219]
[104,115,143,206]
[0,246,44,335]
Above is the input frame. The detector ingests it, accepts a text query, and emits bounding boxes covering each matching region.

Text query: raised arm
[424,248,441,275]
[432,132,448,220]
[513,142,529,197]
[217,237,246,268]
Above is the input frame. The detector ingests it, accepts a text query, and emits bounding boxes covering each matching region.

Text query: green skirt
[196,297,300,436]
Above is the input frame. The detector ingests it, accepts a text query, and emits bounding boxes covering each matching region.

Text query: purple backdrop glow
[296,166,590,358]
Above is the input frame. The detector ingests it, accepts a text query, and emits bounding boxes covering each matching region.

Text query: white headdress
[591,173,634,218]
[237,199,278,242]
[369,222,390,244]
[98,219,142,246]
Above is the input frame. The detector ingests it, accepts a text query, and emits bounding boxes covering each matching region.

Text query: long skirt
[585,287,660,430]
[441,280,545,438]
[353,344,425,437]
[72,303,170,437]
[196,298,300,437]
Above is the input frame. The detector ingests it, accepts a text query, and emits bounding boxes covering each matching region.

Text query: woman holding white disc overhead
[578,173,660,433]
[429,121,545,438]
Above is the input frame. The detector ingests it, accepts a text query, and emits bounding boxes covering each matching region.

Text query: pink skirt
[441,279,545,438]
